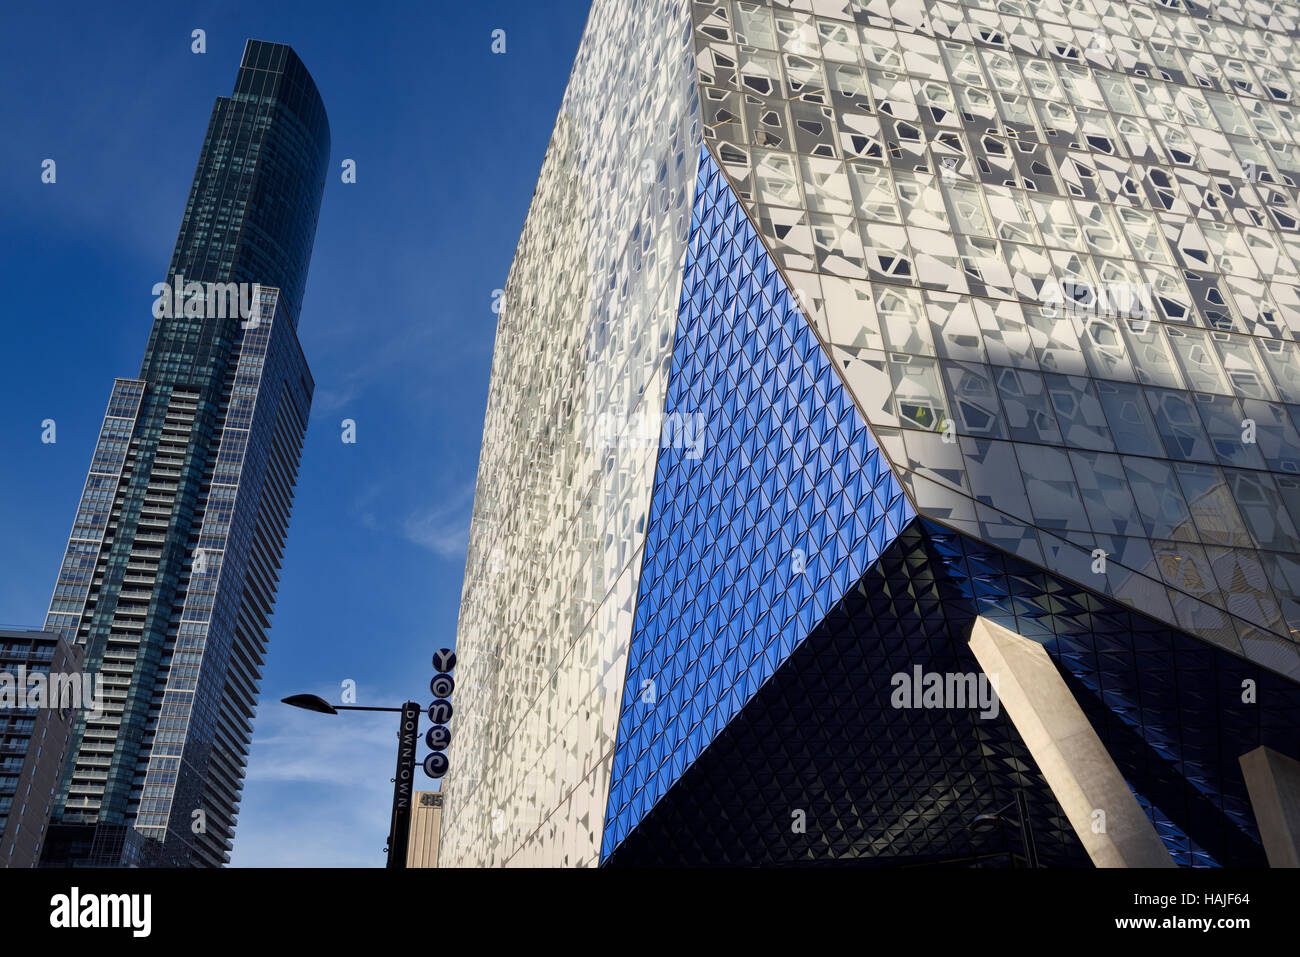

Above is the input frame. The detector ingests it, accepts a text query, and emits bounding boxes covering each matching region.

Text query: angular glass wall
[604,148,913,855]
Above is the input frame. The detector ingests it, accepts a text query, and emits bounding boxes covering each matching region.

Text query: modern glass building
[40,40,329,867]
[443,0,1300,867]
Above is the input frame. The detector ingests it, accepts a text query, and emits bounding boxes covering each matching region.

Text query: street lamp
[282,693,422,869]
[967,789,1039,868]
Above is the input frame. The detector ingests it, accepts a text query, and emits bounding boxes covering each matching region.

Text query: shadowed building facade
[443,0,1300,867]
[40,40,329,867]
[0,629,82,868]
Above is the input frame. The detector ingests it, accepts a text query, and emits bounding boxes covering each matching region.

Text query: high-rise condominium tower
[41,40,329,867]
[443,0,1300,867]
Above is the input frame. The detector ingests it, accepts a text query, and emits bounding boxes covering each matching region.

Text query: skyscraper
[443,0,1300,867]
[40,40,329,867]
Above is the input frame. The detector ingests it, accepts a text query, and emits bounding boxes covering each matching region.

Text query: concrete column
[968,616,1175,868]
[1239,746,1300,868]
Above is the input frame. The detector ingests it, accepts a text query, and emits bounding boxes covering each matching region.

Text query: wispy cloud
[401,483,476,559]
[311,382,362,416]
[349,478,476,562]
[232,685,417,868]
[310,321,440,419]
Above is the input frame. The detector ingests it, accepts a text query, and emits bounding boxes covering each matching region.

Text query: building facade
[0,629,83,868]
[40,40,329,867]
[406,791,443,868]
[443,0,1300,867]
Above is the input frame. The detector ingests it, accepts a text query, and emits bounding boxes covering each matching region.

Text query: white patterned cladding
[691,0,1300,678]
[438,0,701,866]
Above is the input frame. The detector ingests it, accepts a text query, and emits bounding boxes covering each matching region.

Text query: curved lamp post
[282,693,421,869]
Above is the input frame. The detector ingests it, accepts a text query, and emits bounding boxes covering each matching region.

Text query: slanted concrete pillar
[969,616,1175,868]
[1239,746,1300,868]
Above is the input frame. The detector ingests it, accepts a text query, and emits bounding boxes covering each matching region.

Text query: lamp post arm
[333,705,407,713]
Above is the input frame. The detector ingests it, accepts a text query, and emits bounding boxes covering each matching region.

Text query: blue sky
[0,0,593,866]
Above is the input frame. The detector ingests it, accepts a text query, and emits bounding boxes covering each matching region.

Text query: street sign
[430,673,455,698]
[426,648,457,781]
[423,752,449,778]
[427,699,453,724]
[386,701,421,870]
